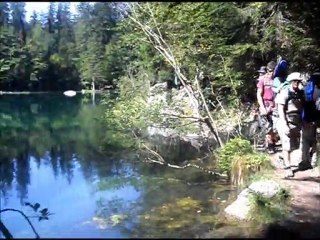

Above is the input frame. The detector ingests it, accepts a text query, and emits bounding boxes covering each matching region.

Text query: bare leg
[310,142,318,168]
[283,150,294,178]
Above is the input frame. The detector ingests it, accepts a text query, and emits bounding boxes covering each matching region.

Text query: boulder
[224,180,281,220]
[147,82,209,138]
[248,180,281,198]
[224,195,251,220]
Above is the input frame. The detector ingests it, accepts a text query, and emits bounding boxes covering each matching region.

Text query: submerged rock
[224,180,281,220]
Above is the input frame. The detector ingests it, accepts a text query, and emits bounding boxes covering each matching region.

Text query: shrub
[216,137,253,174]
[216,137,269,184]
[230,153,269,186]
[248,188,290,224]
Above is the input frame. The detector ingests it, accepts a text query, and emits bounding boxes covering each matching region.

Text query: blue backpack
[305,73,320,101]
[302,72,320,122]
[273,60,289,79]
[272,60,289,94]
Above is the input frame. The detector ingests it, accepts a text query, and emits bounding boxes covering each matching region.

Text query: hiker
[276,72,305,178]
[272,60,289,94]
[256,66,267,83]
[300,71,320,170]
[256,61,278,153]
[271,59,289,158]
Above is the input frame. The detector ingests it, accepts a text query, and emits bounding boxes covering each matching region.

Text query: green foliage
[1,1,320,100]
[216,138,253,173]
[248,188,290,224]
[215,137,269,185]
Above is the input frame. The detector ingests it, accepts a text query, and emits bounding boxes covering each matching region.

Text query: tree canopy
[0,2,319,100]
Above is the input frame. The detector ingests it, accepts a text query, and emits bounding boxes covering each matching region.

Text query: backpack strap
[284,88,305,112]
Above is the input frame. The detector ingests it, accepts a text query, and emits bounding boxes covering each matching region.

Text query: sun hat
[257,66,267,73]
[286,72,303,82]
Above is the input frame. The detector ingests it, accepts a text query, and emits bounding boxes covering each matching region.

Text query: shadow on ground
[288,176,320,183]
[263,166,320,239]
[263,194,320,239]
[263,219,320,239]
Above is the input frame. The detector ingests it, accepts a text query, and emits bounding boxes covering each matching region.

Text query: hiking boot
[298,161,313,171]
[283,169,294,179]
[276,154,285,168]
[266,143,276,154]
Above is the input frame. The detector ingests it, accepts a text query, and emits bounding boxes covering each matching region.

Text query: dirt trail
[269,149,320,237]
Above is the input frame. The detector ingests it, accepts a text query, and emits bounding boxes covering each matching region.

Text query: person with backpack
[300,72,320,171]
[256,61,278,153]
[276,72,305,178]
[256,66,267,83]
[272,59,289,94]
[270,59,290,160]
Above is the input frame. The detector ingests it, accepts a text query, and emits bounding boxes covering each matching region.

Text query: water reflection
[0,94,107,201]
[0,93,238,238]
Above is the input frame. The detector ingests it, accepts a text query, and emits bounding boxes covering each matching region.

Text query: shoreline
[0,90,110,95]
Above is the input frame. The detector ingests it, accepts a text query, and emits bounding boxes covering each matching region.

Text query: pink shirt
[257,73,274,102]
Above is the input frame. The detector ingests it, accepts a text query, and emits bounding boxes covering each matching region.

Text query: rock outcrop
[146,83,216,161]
[224,180,281,220]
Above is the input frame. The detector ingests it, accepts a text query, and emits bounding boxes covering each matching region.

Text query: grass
[245,168,275,186]
[247,187,291,224]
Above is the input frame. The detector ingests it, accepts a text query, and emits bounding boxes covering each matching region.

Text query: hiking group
[256,59,320,178]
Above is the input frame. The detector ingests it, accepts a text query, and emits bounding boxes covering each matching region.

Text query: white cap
[287,72,303,82]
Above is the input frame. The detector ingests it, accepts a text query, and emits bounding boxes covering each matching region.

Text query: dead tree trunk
[126,2,223,147]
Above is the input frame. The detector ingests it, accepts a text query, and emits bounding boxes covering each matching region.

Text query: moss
[139,197,219,236]
[247,187,291,224]
[198,215,218,224]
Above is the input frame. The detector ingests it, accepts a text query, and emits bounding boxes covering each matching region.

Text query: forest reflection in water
[0,94,239,238]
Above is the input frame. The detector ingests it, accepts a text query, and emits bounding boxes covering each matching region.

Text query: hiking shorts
[279,124,301,152]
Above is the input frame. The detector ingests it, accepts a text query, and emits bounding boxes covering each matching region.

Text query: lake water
[0,93,244,238]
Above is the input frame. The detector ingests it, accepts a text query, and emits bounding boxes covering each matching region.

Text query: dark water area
[0,93,244,238]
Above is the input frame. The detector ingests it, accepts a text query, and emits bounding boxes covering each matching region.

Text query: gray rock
[238,188,251,199]
[224,180,282,220]
[248,180,281,198]
[224,196,251,220]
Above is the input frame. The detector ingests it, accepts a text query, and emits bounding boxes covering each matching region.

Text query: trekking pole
[277,55,282,64]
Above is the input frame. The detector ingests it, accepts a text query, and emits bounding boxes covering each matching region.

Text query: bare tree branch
[0,220,13,239]
[131,130,227,178]
[144,157,228,178]
[0,209,40,238]
[194,70,223,146]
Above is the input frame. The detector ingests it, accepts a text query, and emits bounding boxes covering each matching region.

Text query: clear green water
[0,93,242,238]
